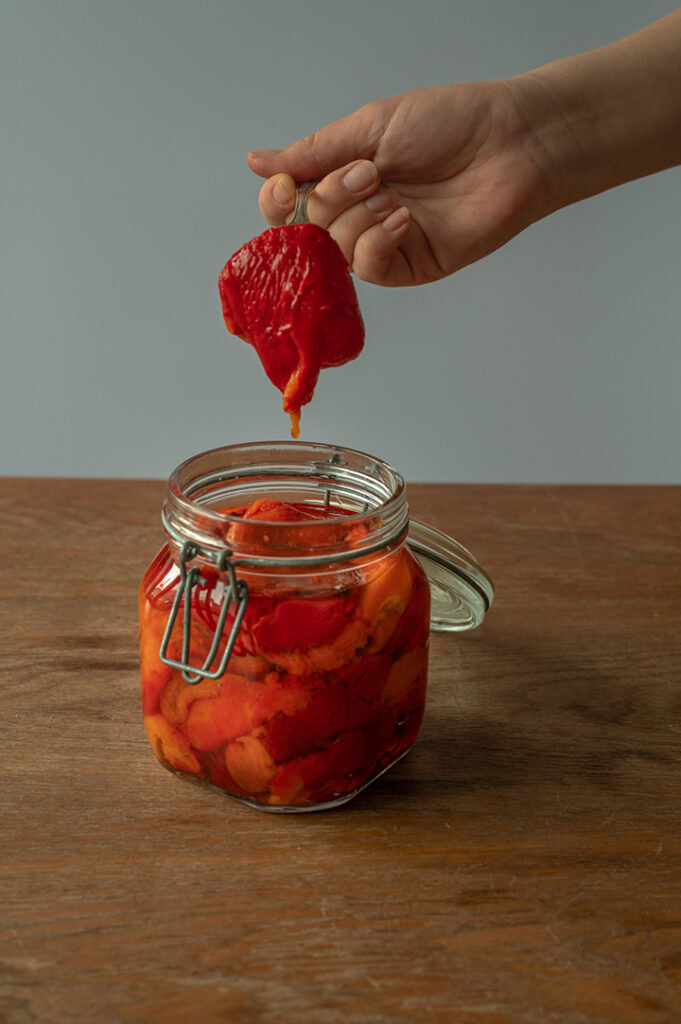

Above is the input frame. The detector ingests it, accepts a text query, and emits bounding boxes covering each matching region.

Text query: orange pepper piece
[225,731,277,793]
[141,665,173,716]
[184,672,311,751]
[382,646,429,705]
[357,552,414,652]
[160,673,225,727]
[144,714,201,774]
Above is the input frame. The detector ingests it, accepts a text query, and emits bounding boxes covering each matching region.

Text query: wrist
[506,12,681,219]
[503,66,609,220]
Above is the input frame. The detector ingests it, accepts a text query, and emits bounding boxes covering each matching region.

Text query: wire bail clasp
[159,541,249,685]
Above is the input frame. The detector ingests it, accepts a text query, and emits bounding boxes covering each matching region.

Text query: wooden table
[2,479,680,1024]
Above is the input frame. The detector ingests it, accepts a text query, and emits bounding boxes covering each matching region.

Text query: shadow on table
[355,623,676,810]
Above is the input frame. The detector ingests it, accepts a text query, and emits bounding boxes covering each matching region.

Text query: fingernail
[343,160,378,193]
[249,148,281,161]
[272,177,294,207]
[382,207,409,232]
[365,191,393,213]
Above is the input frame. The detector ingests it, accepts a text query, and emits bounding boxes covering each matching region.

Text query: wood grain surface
[1,478,680,1024]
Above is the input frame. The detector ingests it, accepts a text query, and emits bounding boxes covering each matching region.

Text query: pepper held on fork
[218,182,365,438]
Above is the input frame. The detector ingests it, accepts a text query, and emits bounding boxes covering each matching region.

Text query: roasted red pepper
[218,224,365,437]
[139,498,430,808]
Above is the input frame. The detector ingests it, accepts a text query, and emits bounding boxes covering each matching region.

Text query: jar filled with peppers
[139,441,493,811]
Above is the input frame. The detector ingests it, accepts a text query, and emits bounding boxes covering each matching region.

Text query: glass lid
[407,520,494,632]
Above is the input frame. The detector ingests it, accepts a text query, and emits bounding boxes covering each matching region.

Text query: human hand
[247,81,550,286]
[248,6,681,288]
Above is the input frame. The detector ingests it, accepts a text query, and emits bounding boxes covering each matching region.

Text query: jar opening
[163,441,409,562]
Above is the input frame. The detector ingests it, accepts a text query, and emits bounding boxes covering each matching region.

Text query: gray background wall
[2,0,679,483]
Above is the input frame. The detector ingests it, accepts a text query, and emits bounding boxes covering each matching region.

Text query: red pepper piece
[263,682,379,762]
[252,596,353,653]
[220,593,278,656]
[221,499,373,559]
[220,500,346,523]
[242,499,305,523]
[218,224,364,436]
[269,728,377,804]
[384,571,431,656]
[225,498,327,552]
[207,748,235,792]
[141,665,173,716]
[335,653,393,703]
[391,678,428,723]
[315,706,400,800]
[254,617,367,675]
[140,546,178,611]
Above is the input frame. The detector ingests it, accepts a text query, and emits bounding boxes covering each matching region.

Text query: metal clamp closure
[159,542,249,685]
[157,504,410,685]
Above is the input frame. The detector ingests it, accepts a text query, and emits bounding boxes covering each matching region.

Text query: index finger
[248,107,378,182]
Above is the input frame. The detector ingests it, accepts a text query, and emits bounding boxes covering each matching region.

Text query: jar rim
[163,440,409,560]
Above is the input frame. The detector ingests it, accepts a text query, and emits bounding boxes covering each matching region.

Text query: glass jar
[139,441,493,812]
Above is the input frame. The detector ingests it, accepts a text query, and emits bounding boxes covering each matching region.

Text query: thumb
[247,106,379,181]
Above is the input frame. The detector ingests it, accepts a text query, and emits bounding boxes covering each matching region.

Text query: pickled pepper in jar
[139,497,430,810]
